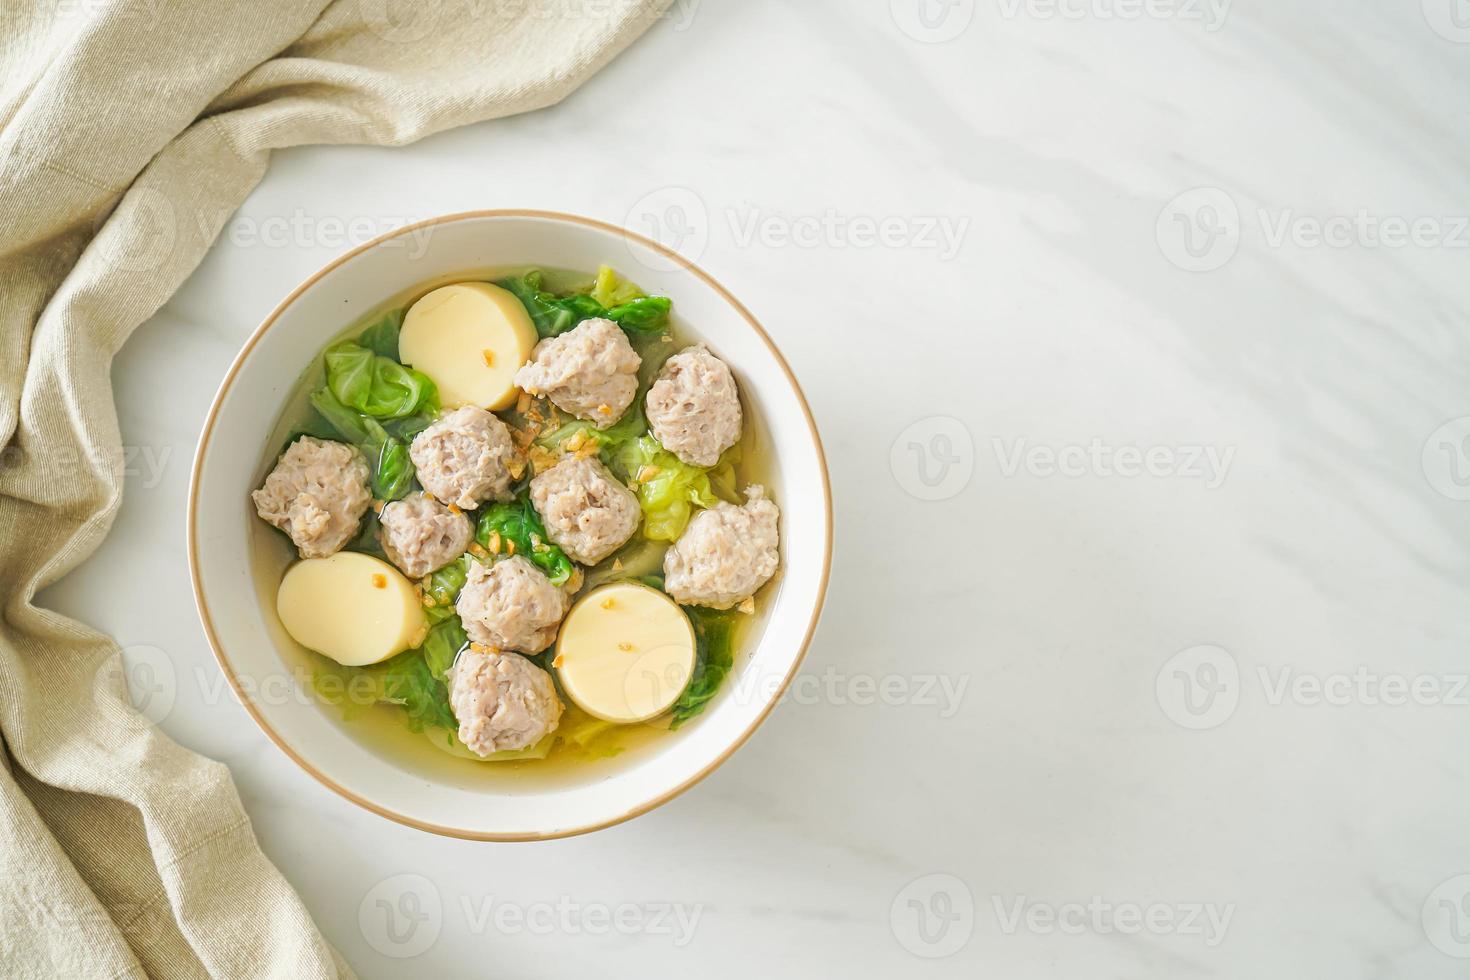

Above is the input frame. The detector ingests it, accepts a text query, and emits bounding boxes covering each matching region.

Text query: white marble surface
[37,1,1470,975]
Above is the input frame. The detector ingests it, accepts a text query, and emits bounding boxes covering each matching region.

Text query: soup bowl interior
[189,211,830,839]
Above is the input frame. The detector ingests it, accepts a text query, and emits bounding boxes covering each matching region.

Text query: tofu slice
[276,552,428,667]
[554,582,697,724]
[399,282,538,411]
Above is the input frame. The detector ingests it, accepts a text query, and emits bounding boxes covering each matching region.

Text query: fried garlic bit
[528,445,559,475]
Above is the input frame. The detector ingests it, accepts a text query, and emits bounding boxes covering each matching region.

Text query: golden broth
[247,267,777,786]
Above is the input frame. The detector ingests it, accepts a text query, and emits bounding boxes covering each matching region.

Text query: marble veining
[36,1,1470,976]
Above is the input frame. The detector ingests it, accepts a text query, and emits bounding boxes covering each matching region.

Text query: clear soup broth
[249,267,777,788]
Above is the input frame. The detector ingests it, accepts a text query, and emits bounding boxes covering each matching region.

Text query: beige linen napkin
[0,1,671,976]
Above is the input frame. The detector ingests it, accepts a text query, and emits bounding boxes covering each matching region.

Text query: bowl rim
[186,209,833,841]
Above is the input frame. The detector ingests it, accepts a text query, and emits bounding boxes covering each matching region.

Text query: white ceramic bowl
[188,211,831,840]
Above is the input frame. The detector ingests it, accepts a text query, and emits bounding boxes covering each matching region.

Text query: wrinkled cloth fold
[0,2,670,976]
